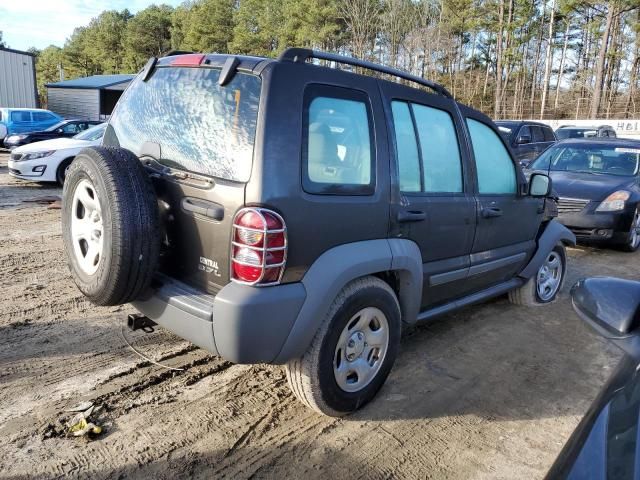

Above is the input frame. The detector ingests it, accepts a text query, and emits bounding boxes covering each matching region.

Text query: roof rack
[278,48,453,99]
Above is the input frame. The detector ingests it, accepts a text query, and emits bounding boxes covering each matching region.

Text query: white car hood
[13,137,97,154]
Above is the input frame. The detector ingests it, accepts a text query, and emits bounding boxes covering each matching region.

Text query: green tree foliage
[180,0,235,53]
[22,0,640,119]
[122,4,174,71]
[0,31,6,48]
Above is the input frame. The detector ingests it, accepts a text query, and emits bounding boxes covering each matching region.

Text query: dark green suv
[61,49,575,416]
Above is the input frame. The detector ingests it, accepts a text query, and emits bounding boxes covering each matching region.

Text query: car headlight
[22,150,56,161]
[7,134,27,141]
[596,190,630,212]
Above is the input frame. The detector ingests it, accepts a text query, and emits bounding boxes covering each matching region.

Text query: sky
[0,0,183,52]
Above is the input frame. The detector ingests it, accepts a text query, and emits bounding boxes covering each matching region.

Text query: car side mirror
[529,173,551,197]
[571,278,640,358]
[516,135,531,145]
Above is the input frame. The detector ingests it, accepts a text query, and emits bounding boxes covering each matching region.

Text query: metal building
[0,47,38,108]
[46,74,135,121]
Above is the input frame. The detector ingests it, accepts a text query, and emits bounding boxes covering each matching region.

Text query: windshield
[530,144,640,176]
[556,129,598,140]
[108,66,261,182]
[74,123,106,141]
[45,121,67,132]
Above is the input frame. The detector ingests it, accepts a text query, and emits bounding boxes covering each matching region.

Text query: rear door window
[303,85,374,195]
[11,111,31,123]
[108,66,261,182]
[391,101,463,193]
[530,126,545,143]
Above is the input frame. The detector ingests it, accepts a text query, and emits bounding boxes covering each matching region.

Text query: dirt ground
[0,150,631,479]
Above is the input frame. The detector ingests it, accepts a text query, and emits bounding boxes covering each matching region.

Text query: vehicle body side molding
[518,219,576,280]
[273,238,423,363]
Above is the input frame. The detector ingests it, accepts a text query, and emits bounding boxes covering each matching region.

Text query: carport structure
[46,74,135,121]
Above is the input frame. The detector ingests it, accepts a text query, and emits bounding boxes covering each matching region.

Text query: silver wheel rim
[70,179,103,275]
[334,307,389,393]
[536,251,562,302]
[630,210,640,248]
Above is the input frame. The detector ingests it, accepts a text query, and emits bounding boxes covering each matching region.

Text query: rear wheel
[509,244,566,306]
[285,276,401,416]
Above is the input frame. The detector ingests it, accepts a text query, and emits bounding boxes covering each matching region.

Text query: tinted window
[543,127,555,142]
[531,126,545,143]
[11,111,31,122]
[33,112,55,122]
[391,101,420,192]
[303,86,374,195]
[109,66,260,182]
[61,123,81,134]
[413,104,463,193]
[467,118,516,194]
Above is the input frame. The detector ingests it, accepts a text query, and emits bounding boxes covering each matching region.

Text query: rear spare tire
[61,146,160,306]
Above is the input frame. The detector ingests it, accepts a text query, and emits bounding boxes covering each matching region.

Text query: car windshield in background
[45,121,67,132]
[74,123,106,141]
[107,66,261,182]
[530,143,640,176]
[556,128,598,140]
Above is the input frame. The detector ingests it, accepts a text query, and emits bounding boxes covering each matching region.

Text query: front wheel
[509,243,566,306]
[621,207,640,252]
[285,276,401,416]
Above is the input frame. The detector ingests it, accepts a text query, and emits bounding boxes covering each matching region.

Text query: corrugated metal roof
[46,74,135,90]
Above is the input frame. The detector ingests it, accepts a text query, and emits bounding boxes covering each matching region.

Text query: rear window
[108,66,261,182]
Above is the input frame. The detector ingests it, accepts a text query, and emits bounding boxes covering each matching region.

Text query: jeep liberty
[61,48,575,416]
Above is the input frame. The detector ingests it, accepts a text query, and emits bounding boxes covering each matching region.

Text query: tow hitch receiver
[127,313,157,333]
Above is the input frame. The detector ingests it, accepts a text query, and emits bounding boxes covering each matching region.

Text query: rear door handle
[397,210,426,223]
[481,207,503,218]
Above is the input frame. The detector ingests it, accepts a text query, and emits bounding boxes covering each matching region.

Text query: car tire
[61,146,160,306]
[508,243,566,306]
[284,276,401,416]
[56,158,74,185]
[620,207,640,252]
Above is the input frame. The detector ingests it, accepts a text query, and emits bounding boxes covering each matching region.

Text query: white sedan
[8,123,106,185]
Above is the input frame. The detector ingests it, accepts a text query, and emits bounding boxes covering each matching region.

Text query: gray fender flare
[273,238,422,363]
[518,219,576,280]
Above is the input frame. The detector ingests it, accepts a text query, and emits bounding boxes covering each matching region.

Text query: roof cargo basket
[278,48,453,99]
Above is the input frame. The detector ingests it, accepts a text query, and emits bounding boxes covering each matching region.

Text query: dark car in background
[546,276,640,480]
[527,139,640,251]
[495,120,557,167]
[3,119,101,149]
[556,125,617,140]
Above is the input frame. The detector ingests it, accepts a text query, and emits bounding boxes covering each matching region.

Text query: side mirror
[529,173,551,197]
[517,135,531,145]
[571,278,640,357]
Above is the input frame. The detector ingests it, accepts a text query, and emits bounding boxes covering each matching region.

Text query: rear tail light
[170,54,206,66]
[231,207,287,286]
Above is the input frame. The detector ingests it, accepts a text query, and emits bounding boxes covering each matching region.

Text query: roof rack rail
[278,47,453,99]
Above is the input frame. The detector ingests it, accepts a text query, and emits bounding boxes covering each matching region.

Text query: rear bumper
[132,275,306,364]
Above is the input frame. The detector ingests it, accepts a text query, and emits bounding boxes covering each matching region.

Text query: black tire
[620,207,640,252]
[285,276,401,416]
[61,146,160,306]
[56,158,74,185]
[508,243,566,306]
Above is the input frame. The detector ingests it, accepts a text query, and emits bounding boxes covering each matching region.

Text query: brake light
[170,54,206,66]
[231,207,287,286]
